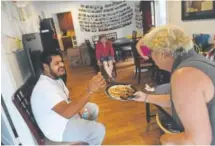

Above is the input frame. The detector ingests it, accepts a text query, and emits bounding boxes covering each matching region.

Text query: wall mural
[135,2,143,29]
[78,1,133,32]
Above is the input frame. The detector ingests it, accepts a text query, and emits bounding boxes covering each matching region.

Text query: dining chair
[120,31,138,61]
[85,39,99,72]
[156,108,182,134]
[154,83,181,134]
[12,77,88,145]
[130,41,155,84]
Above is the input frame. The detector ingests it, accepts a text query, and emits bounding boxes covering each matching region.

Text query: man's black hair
[40,50,62,71]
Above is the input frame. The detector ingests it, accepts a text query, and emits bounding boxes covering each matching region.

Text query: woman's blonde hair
[142,24,193,54]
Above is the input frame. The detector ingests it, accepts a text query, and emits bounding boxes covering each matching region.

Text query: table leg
[146,103,151,123]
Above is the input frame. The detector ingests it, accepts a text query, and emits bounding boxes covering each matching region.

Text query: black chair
[12,77,45,145]
[154,84,182,133]
[12,77,88,145]
[131,41,155,123]
[85,39,99,72]
[130,41,155,84]
[156,107,182,134]
[105,32,117,41]
[120,31,138,61]
[130,36,156,123]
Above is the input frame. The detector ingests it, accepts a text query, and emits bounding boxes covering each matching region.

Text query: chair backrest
[105,32,117,41]
[91,35,99,46]
[29,50,43,81]
[130,40,140,66]
[85,39,91,47]
[85,39,95,54]
[12,77,45,145]
[132,30,137,40]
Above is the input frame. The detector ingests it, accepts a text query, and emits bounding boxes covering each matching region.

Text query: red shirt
[96,41,114,60]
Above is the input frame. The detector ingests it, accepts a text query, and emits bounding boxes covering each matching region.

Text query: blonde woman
[133,25,215,145]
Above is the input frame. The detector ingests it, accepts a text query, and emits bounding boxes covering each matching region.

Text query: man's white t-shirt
[31,75,78,141]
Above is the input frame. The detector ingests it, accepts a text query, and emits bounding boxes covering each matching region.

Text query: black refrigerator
[22,18,67,83]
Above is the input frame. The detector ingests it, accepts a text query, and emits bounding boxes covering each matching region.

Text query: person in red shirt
[206,35,215,62]
[96,35,115,80]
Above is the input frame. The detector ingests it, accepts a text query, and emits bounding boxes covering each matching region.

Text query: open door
[57,12,77,50]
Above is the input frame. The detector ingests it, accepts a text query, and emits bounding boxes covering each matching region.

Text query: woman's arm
[136,37,149,60]
[147,94,171,108]
[134,83,171,108]
[161,67,213,145]
[134,92,171,108]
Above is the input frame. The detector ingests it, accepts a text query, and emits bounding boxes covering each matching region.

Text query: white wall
[167,1,215,36]
[155,0,167,26]
[1,1,39,144]
[32,1,142,46]
[1,109,16,145]
[1,48,36,145]
[2,1,40,87]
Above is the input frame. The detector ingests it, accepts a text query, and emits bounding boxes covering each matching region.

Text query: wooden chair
[156,107,181,134]
[153,84,180,134]
[12,77,88,145]
[130,41,155,84]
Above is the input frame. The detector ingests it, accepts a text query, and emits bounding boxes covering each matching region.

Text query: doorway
[140,1,156,34]
[56,12,77,50]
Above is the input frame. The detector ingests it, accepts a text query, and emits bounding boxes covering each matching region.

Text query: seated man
[31,51,106,145]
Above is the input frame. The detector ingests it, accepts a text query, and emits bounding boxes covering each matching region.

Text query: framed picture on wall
[182,1,215,20]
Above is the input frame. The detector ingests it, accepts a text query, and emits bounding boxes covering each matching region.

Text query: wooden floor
[64,58,161,145]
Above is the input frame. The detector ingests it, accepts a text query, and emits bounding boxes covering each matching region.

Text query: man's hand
[97,60,102,66]
[79,108,85,115]
[132,91,148,102]
[112,59,116,63]
[88,72,106,93]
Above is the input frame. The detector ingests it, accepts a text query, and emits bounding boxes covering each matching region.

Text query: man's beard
[49,67,65,79]
[49,68,59,79]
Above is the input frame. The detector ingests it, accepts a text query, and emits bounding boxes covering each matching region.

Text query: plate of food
[106,83,137,101]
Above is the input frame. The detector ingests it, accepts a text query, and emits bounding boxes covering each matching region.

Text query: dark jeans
[100,56,114,62]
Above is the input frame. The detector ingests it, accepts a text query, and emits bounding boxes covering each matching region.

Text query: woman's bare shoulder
[172,67,214,102]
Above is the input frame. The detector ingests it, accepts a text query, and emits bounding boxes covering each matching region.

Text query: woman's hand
[132,91,148,102]
[112,59,116,63]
